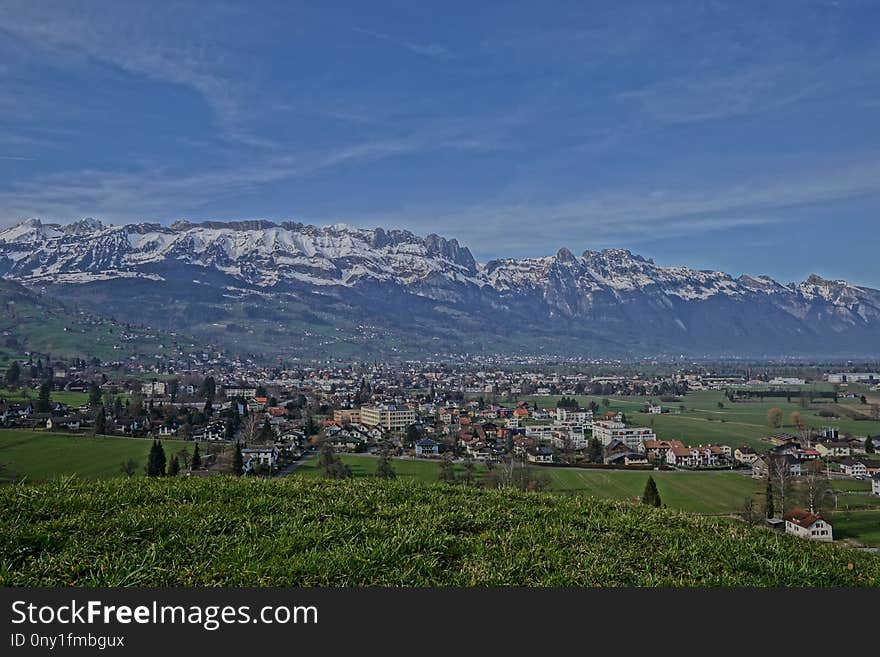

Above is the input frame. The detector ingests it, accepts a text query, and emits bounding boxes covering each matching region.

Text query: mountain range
[1,217,878,358]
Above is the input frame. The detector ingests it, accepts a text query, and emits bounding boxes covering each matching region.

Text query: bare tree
[240,414,262,445]
[800,459,831,515]
[769,456,793,516]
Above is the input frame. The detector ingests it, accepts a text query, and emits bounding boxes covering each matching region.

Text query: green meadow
[0,430,186,482]
[2,476,878,587]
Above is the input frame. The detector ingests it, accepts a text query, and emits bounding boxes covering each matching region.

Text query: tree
[767,408,783,429]
[462,461,476,486]
[376,453,396,479]
[588,437,603,464]
[240,414,261,444]
[258,417,274,443]
[145,439,166,477]
[438,454,456,483]
[5,360,21,388]
[770,457,793,516]
[800,459,830,515]
[404,423,422,447]
[190,443,201,471]
[641,476,661,507]
[232,442,244,476]
[94,406,106,435]
[120,459,137,478]
[765,479,775,518]
[865,435,875,454]
[36,380,52,413]
[791,411,803,431]
[741,497,757,524]
[167,454,180,476]
[88,382,102,407]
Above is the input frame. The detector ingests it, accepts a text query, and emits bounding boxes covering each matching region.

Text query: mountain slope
[1,218,878,357]
[0,277,196,363]
[1,477,877,586]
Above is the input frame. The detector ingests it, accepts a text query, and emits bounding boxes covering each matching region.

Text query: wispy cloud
[336,156,880,258]
[352,28,449,59]
[0,0,267,148]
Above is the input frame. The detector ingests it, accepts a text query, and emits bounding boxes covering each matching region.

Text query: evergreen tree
[145,439,166,477]
[167,454,180,476]
[36,380,52,413]
[641,476,661,507]
[866,435,875,454]
[88,382,102,407]
[5,360,21,388]
[232,441,244,476]
[190,443,201,471]
[94,406,106,435]
[765,479,775,518]
[258,417,273,442]
[120,459,137,477]
[376,453,396,479]
[588,437,603,463]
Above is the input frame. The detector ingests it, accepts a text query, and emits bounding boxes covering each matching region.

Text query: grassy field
[832,510,880,547]
[541,468,760,514]
[299,455,759,514]
[1,476,878,587]
[0,387,91,407]
[0,430,187,482]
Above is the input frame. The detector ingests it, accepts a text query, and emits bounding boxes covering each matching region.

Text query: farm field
[0,430,187,482]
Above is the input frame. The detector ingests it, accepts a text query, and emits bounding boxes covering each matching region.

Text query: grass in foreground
[0,476,877,587]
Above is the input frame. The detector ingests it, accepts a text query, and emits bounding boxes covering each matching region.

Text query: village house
[838,458,868,478]
[815,441,851,457]
[872,474,880,496]
[592,420,655,450]
[665,444,729,468]
[414,437,440,456]
[783,508,833,542]
[526,445,555,463]
[752,454,802,479]
[45,416,81,431]
[241,446,279,474]
[734,446,759,464]
[642,439,685,461]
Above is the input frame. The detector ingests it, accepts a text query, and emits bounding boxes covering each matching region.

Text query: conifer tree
[191,443,201,471]
[765,479,775,518]
[168,454,180,476]
[145,439,166,476]
[232,441,244,476]
[642,476,661,507]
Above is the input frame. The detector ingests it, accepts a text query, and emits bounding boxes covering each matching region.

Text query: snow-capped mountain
[1,218,878,357]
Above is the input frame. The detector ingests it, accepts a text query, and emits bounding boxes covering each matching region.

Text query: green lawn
[0,429,187,482]
[832,510,880,547]
[0,387,91,407]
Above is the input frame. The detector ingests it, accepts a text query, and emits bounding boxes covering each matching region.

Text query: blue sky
[1,0,879,286]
